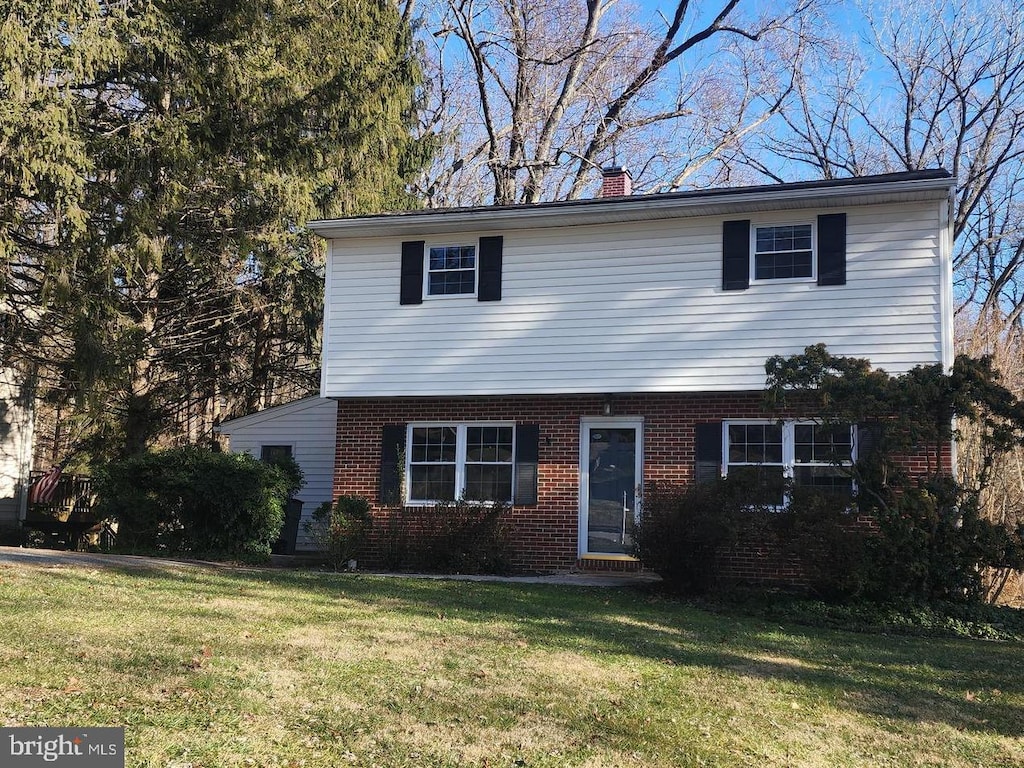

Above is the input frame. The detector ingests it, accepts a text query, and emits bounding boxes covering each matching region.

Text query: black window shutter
[817,213,847,286]
[400,241,424,305]
[379,424,407,505]
[722,220,750,291]
[513,423,539,505]
[478,235,503,302]
[694,422,723,483]
[856,422,882,462]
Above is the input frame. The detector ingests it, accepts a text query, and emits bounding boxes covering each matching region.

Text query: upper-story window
[427,244,477,296]
[753,223,814,281]
[401,237,503,305]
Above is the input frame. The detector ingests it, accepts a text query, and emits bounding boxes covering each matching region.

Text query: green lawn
[0,561,1021,767]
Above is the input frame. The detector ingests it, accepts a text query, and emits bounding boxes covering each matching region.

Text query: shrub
[95,451,187,553]
[763,345,1024,605]
[640,474,1024,602]
[777,487,873,601]
[261,453,304,498]
[380,500,514,574]
[95,447,292,560]
[703,591,1024,642]
[865,480,1024,603]
[305,495,372,570]
[637,477,778,595]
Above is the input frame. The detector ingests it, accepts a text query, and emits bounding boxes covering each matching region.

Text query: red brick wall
[331,393,952,575]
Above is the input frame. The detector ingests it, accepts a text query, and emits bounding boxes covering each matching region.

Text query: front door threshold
[577,553,642,572]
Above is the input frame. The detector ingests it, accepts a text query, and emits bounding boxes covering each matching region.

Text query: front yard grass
[0,561,1021,767]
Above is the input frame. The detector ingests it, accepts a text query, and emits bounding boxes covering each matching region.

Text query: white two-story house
[307,169,955,573]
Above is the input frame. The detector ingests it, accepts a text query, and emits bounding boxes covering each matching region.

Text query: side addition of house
[309,169,955,573]
[216,396,339,553]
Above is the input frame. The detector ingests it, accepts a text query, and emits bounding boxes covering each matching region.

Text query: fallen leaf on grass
[186,645,213,670]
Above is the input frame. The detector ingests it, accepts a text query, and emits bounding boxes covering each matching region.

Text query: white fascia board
[308,176,956,239]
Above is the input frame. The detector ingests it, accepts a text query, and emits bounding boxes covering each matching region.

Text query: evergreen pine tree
[1,0,428,458]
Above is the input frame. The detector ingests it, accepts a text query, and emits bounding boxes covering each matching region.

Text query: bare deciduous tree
[740,0,1024,320]
[406,0,819,206]
[957,309,1024,604]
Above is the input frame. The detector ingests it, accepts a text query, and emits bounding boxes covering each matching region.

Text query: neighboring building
[216,396,338,551]
[307,168,955,574]
[0,364,34,529]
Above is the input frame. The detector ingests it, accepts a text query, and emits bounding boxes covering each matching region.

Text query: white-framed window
[752,222,814,281]
[724,420,854,505]
[407,423,514,503]
[426,244,477,296]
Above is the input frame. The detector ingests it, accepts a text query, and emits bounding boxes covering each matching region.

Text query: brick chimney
[600,166,633,198]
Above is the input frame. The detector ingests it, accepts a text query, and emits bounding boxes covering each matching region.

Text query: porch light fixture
[602,396,614,416]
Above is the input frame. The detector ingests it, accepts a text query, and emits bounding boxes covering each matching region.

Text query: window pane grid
[466,426,513,462]
[410,426,457,463]
[464,465,513,501]
[755,251,812,280]
[428,245,476,296]
[794,424,852,464]
[410,465,456,501]
[727,424,783,464]
[756,225,812,252]
[794,466,854,495]
[725,421,854,505]
[754,224,813,280]
[407,424,514,503]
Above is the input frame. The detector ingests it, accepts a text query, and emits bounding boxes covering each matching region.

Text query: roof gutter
[308,172,955,239]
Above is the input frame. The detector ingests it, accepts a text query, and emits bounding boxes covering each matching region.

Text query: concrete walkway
[0,545,660,588]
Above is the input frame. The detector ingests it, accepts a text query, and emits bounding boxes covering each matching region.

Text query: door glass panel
[587,427,637,554]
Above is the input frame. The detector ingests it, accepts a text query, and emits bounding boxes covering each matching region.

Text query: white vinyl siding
[322,201,947,397]
[218,397,337,551]
[0,368,33,526]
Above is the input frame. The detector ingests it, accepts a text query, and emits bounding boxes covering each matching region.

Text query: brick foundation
[332,393,952,577]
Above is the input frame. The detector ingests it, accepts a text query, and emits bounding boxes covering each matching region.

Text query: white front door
[579,419,643,556]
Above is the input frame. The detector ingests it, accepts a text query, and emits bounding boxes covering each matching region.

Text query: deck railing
[24,472,109,550]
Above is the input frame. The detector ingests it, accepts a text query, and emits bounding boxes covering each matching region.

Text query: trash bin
[273,498,303,555]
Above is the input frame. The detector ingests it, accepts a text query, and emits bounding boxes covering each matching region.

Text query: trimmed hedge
[96,447,299,560]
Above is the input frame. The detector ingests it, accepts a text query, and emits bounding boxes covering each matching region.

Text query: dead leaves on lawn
[186,645,213,670]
